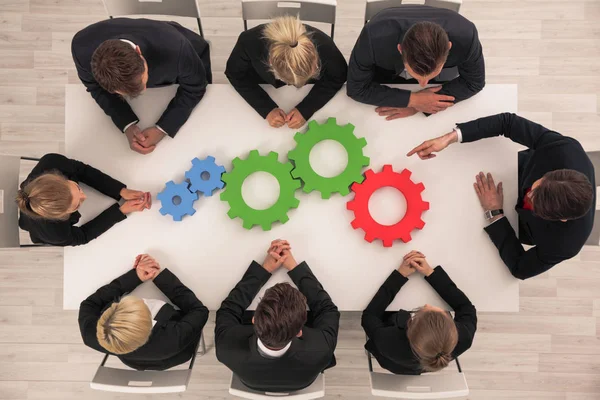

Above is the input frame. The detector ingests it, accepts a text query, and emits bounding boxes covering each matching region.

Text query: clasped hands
[267,108,306,130]
[125,124,166,155]
[119,188,152,215]
[133,254,162,281]
[375,86,455,121]
[262,239,298,273]
[397,250,434,278]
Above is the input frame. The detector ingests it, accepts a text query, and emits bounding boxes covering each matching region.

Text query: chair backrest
[241,0,337,38]
[229,373,325,399]
[0,155,21,248]
[90,281,199,394]
[369,371,469,399]
[364,0,461,24]
[101,0,204,36]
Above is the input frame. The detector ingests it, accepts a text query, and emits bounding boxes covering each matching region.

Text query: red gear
[347,165,429,247]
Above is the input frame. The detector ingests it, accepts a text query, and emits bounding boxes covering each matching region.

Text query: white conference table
[65,83,520,312]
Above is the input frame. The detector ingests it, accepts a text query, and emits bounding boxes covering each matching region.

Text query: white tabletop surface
[65,83,520,312]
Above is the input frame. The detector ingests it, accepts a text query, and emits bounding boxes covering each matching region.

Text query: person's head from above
[16,172,87,220]
[91,39,149,98]
[264,15,320,88]
[406,305,458,372]
[97,296,152,355]
[397,21,452,87]
[528,169,594,222]
[253,283,307,350]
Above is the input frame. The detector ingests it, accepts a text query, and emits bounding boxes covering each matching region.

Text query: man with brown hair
[347,5,485,120]
[215,239,340,392]
[72,18,211,154]
[407,113,596,279]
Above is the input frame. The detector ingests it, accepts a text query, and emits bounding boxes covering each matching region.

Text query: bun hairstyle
[97,296,152,355]
[16,172,73,220]
[263,16,320,88]
[406,309,458,372]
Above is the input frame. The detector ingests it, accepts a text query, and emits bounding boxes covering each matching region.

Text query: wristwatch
[484,209,504,221]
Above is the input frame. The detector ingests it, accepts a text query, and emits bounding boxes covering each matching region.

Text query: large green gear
[288,117,370,199]
[220,150,301,231]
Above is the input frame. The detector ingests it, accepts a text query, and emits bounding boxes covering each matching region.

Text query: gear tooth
[307,120,319,130]
[283,161,293,172]
[344,122,355,132]
[415,219,425,229]
[291,168,301,179]
[206,156,215,163]
[303,183,314,193]
[400,168,411,178]
[248,150,260,160]
[383,239,394,247]
[422,201,430,210]
[231,157,241,168]
[339,187,350,196]
[364,169,375,179]
[321,191,332,200]
[216,181,225,189]
[415,182,425,192]
[159,207,168,216]
[400,233,412,243]
[279,214,289,224]
[364,233,376,243]
[358,137,367,148]
[220,190,229,201]
[288,150,297,161]
[326,117,337,125]
[350,218,360,229]
[291,198,300,208]
[261,223,272,231]
[221,173,230,184]
[268,151,278,161]
[292,180,302,190]
[242,220,255,230]
[191,157,200,166]
[347,200,355,210]
[293,132,304,143]
[218,166,226,174]
[383,165,393,173]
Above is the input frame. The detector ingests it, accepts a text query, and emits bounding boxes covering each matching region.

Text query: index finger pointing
[407,142,427,157]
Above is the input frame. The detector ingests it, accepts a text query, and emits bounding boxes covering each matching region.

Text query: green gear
[221,150,301,231]
[288,117,370,199]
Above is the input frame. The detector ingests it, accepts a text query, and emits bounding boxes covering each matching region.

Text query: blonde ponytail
[406,309,458,372]
[16,172,73,220]
[263,16,320,88]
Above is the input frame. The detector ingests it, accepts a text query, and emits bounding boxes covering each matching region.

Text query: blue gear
[185,156,226,196]
[157,181,199,221]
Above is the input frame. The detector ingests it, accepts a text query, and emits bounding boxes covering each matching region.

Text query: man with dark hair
[347,5,485,120]
[407,113,596,279]
[72,18,212,155]
[215,239,340,392]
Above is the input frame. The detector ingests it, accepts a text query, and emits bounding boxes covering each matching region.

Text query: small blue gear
[185,156,226,196]
[157,181,199,221]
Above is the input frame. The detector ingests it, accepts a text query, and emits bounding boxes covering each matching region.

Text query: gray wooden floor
[1,1,600,399]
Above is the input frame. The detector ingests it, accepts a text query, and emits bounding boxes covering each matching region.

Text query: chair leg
[197,18,204,38]
[198,333,206,356]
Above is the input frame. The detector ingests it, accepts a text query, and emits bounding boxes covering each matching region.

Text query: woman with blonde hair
[79,254,209,370]
[17,153,150,246]
[362,251,477,374]
[226,15,347,129]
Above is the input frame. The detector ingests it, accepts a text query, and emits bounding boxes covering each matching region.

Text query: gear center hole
[368,187,407,226]
[309,140,348,178]
[241,172,281,210]
[201,171,210,181]
[172,195,182,206]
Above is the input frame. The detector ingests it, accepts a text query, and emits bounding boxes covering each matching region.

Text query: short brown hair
[16,172,73,220]
[532,169,594,221]
[406,309,458,372]
[91,39,145,96]
[401,22,449,76]
[254,283,307,349]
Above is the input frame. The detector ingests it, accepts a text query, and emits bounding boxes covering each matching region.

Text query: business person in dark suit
[226,16,347,129]
[408,113,596,279]
[347,6,485,120]
[16,153,150,247]
[79,254,209,371]
[363,251,477,375]
[215,239,340,392]
[72,18,211,154]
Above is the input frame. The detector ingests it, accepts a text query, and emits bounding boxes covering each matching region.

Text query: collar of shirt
[142,298,167,327]
[120,39,136,49]
[257,338,291,358]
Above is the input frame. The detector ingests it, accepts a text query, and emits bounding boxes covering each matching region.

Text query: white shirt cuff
[155,125,168,136]
[454,126,463,143]
[123,120,138,133]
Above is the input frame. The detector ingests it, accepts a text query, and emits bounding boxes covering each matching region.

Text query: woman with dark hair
[362,251,477,374]
[17,153,150,246]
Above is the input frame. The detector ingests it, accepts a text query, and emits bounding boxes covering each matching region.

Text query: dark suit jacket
[362,267,477,375]
[72,18,210,136]
[225,24,347,120]
[18,153,126,246]
[347,6,485,108]
[457,113,596,279]
[215,261,340,392]
[79,268,209,371]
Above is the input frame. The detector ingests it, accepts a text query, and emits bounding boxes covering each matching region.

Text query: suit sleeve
[361,270,408,339]
[457,113,564,149]
[155,40,207,136]
[289,262,340,351]
[71,41,139,132]
[346,26,412,108]
[78,269,142,352]
[436,27,485,103]
[215,261,271,341]
[483,217,566,279]
[425,266,476,356]
[295,39,348,120]
[152,268,209,351]
[225,34,278,119]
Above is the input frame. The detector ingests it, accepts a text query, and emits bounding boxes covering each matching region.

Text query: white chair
[90,280,206,394]
[367,352,469,399]
[241,0,337,38]
[101,0,205,37]
[229,373,325,399]
[364,0,461,23]
[0,155,44,248]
